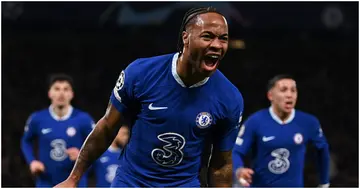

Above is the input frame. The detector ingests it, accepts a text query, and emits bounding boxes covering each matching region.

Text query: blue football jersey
[109,53,244,187]
[233,107,328,187]
[21,106,94,187]
[93,147,122,187]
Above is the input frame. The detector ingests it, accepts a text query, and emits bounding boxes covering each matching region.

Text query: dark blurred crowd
[2,2,358,187]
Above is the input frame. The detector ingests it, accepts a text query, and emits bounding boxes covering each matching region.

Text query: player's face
[185,12,228,77]
[48,81,74,107]
[268,79,297,113]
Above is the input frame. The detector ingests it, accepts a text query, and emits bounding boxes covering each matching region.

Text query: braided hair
[177,7,224,54]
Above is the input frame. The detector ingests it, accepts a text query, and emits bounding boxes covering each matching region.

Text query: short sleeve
[110,60,140,114]
[213,92,244,151]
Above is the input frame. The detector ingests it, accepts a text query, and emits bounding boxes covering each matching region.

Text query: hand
[318,183,330,188]
[66,147,80,161]
[29,160,45,175]
[235,167,254,187]
[54,178,77,188]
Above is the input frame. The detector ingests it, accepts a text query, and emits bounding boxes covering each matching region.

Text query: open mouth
[284,101,293,108]
[203,54,220,68]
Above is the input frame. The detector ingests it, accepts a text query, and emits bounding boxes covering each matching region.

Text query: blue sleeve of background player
[110,60,141,114]
[214,92,244,152]
[21,113,38,164]
[81,113,96,138]
[310,118,330,186]
[232,116,257,172]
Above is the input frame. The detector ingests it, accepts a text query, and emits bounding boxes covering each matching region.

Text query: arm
[67,114,97,161]
[208,150,233,187]
[57,63,140,187]
[21,114,46,175]
[311,120,330,187]
[232,120,256,174]
[67,103,123,184]
[316,146,330,187]
[21,114,37,164]
[81,114,96,138]
[232,119,257,187]
[208,92,244,187]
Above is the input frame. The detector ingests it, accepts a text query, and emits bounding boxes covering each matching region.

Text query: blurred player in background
[21,74,95,187]
[56,6,243,187]
[232,74,330,187]
[92,126,129,187]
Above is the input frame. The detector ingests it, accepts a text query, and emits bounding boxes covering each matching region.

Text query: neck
[272,106,290,122]
[177,52,207,87]
[52,105,70,118]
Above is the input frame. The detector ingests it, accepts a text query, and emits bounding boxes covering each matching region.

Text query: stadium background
[2,2,358,187]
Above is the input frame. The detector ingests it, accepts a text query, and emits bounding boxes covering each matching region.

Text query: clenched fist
[66,147,80,161]
[30,160,45,175]
[235,167,254,187]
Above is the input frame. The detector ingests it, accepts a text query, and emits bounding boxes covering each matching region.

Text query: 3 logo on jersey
[106,164,118,183]
[151,133,186,167]
[268,148,290,174]
[196,112,213,129]
[50,139,68,161]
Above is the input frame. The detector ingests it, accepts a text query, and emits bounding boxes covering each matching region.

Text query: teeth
[209,55,219,59]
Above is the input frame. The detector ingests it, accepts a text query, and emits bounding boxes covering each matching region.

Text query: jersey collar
[269,106,295,125]
[171,52,209,88]
[49,105,73,121]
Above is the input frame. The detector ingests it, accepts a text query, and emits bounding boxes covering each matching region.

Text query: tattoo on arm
[208,150,233,187]
[69,102,121,182]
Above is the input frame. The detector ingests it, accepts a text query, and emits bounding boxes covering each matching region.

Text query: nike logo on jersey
[262,136,275,142]
[148,103,168,110]
[41,128,52,134]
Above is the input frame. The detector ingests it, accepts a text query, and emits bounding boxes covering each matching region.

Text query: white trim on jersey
[269,106,295,125]
[171,53,209,88]
[113,87,122,102]
[48,105,73,121]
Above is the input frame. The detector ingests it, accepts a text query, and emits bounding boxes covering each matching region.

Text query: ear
[267,90,273,101]
[69,91,74,101]
[48,90,52,99]
[182,31,189,47]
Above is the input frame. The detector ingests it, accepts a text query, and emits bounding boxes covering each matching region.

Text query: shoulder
[72,108,94,121]
[25,109,48,129]
[28,108,49,121]
[137,53,175,63]
[244,109,269,126]
[295,110,320,133]
[295,110,319,124]
[120,53,175,89]
[126,53,175,75]
[212,70,244,111]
